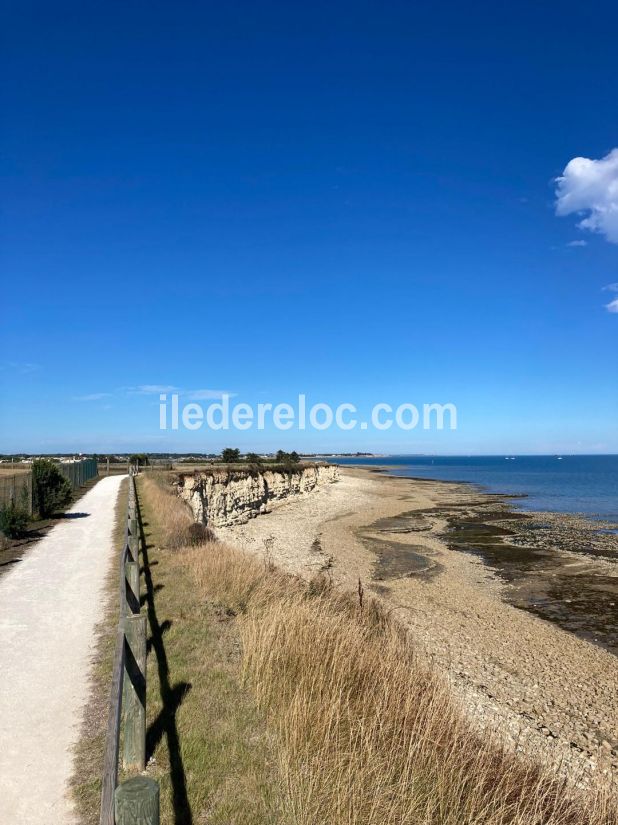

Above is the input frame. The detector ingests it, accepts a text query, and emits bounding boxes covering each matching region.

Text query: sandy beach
[216,466,618,786]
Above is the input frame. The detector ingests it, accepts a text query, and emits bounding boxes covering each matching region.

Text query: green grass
[132,476,284,825]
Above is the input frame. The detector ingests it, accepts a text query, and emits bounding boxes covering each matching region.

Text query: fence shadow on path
[138,511,193,825]
[57,511,91,519]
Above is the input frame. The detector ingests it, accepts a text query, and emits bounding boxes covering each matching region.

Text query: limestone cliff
[177,463,339,528]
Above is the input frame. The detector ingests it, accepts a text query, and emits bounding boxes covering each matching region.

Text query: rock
[177,464,339,528]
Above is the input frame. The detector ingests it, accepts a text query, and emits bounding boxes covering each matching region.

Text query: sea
[330,455,618,522]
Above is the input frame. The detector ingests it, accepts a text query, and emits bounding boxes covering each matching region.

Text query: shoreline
[215,466,618,787]
[362,464,618,654]
[337,459,618,524]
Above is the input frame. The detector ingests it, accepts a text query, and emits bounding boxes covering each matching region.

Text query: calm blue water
[331,455,618,522]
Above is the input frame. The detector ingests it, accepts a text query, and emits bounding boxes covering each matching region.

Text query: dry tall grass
[142,475,618,825]
[141,470,212,547]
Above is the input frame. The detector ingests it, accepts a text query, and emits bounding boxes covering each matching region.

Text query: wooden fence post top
[115,776,159,825]
[124,612,147,628]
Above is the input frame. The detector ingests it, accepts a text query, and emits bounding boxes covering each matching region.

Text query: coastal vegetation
[275,449,300,464]
[0,458,72,538]
[221,448,301,466]
[128,453,150,467]
[222,447,242,462]
[121,473,617,825]
[0,496,30,538]
[32,458,72,518]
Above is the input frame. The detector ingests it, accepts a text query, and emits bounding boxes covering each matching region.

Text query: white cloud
[0,361,41,374]
[129,384,178,395]
[85,385,237,400]
[566,239,587,247]
[124,385,235,399]
[604,282,618,313]
[73,392,111,401]
[185,388,235,400]
[555,148,618,243]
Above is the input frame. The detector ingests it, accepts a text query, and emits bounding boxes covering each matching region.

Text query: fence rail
[100,472,160,825]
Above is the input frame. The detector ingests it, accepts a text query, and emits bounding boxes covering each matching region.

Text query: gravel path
[0,474,125,824]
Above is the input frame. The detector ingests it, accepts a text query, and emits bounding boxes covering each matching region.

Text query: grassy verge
[141,474,618,825]
[135,475,285,825]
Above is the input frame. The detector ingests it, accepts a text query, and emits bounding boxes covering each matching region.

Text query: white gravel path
[0,474,125,825]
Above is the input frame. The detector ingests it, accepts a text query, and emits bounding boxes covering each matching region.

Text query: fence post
[115,776,159,825]
[123,615,147,771]
[128,491,139,561]
[127,476,139,568]
[128,533,139,563]
[125,562,140,615]
[128,504,139,560]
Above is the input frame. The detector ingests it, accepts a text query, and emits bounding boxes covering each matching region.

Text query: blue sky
[1,0,617,454]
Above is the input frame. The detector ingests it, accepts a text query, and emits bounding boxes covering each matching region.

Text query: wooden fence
[100,472,160,825]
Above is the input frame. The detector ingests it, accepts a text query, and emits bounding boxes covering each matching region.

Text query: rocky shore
[214,466,618,789]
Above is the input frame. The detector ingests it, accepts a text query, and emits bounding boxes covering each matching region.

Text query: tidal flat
[443,501,618,654]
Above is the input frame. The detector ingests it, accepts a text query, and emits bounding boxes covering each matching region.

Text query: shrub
[0,501,30,538]
[275,449,300,464]
[184,522,214,546]
[32,459,72,518]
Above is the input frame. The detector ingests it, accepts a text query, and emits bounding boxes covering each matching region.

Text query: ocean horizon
[332,454,618,522]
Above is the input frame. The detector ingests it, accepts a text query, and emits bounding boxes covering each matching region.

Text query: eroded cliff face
[177,464,339,528]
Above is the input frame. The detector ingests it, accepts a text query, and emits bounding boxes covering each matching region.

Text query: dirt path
[0,474,125,825]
